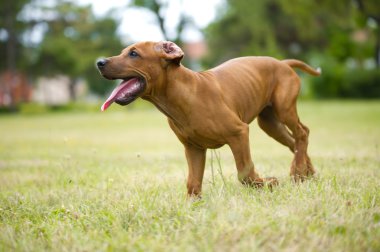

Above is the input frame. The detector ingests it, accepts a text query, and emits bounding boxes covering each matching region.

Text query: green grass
[1,101,380,251]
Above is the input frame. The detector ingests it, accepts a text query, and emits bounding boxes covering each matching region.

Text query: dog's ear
[155,41,184,66]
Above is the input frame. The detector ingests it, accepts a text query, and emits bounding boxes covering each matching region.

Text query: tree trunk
[5,1,16,72]
[69,78,77,101]
[376,30,380,68]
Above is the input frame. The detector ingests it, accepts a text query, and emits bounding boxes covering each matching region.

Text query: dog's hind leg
[258,106,295,153]
[271,76,315,181]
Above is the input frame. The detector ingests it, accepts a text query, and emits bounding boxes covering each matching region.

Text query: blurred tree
[34,1,124,97]
[129,0,192,46]
[204,0,285,66]
[353,0,380,67]
[203,0,380,98]
[203,0,372,67]
[0,0,31,72]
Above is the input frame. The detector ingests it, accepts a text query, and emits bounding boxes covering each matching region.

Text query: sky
[77,0,224,43]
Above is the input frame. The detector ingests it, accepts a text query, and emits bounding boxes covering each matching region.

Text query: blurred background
[0,0,379,113]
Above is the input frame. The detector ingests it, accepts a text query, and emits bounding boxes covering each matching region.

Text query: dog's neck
[143,64,205,126]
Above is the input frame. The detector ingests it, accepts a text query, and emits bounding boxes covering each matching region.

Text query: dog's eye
[129,50,139,58]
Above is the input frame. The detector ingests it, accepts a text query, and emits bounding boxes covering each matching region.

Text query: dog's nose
[96,59,108,69]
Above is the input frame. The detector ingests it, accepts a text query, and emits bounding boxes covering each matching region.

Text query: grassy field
[1,101,380,251]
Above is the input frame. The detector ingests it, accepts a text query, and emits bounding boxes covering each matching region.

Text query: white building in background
[33,75,87,105]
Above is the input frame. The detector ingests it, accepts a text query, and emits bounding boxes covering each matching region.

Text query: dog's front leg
[184,144,206,197]
[228,124,278,188]
[227,124,264,186]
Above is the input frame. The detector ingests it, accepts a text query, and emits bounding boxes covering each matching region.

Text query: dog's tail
[282,59,321,76]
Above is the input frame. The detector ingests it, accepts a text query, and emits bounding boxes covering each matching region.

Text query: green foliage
[204,0,360,66]
[342,69,380,98]
[204,0,285,66]
[311,63,380,98]
[3,0,380,99]
[0,0,33,71]
[1,1,124,96]
[203,0,380,98]
[18,102,50,114]
[33,2,123,96]
[1,102,380,251]
[129,0,192,47]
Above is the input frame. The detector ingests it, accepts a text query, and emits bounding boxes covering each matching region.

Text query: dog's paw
[262,177,279,191]
[243,176,279,190]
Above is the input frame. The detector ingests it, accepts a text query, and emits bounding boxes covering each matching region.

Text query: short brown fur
[98,41,320,197]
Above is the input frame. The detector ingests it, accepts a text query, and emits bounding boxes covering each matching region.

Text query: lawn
[1,101,380,251]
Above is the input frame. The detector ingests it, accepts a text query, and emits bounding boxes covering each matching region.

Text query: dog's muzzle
[96,59,108,69]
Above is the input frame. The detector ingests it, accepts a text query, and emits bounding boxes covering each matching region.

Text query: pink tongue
[101,78,140,111]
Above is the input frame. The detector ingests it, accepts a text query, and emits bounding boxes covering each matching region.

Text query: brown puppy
[97,41,320,197]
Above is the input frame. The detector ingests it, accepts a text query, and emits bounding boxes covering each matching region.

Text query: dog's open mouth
[101,77,146,111]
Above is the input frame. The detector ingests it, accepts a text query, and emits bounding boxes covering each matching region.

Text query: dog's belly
[168,119,227,149]
[186,130,226,149]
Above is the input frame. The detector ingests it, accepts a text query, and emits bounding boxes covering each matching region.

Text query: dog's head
[97,41,184,111]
